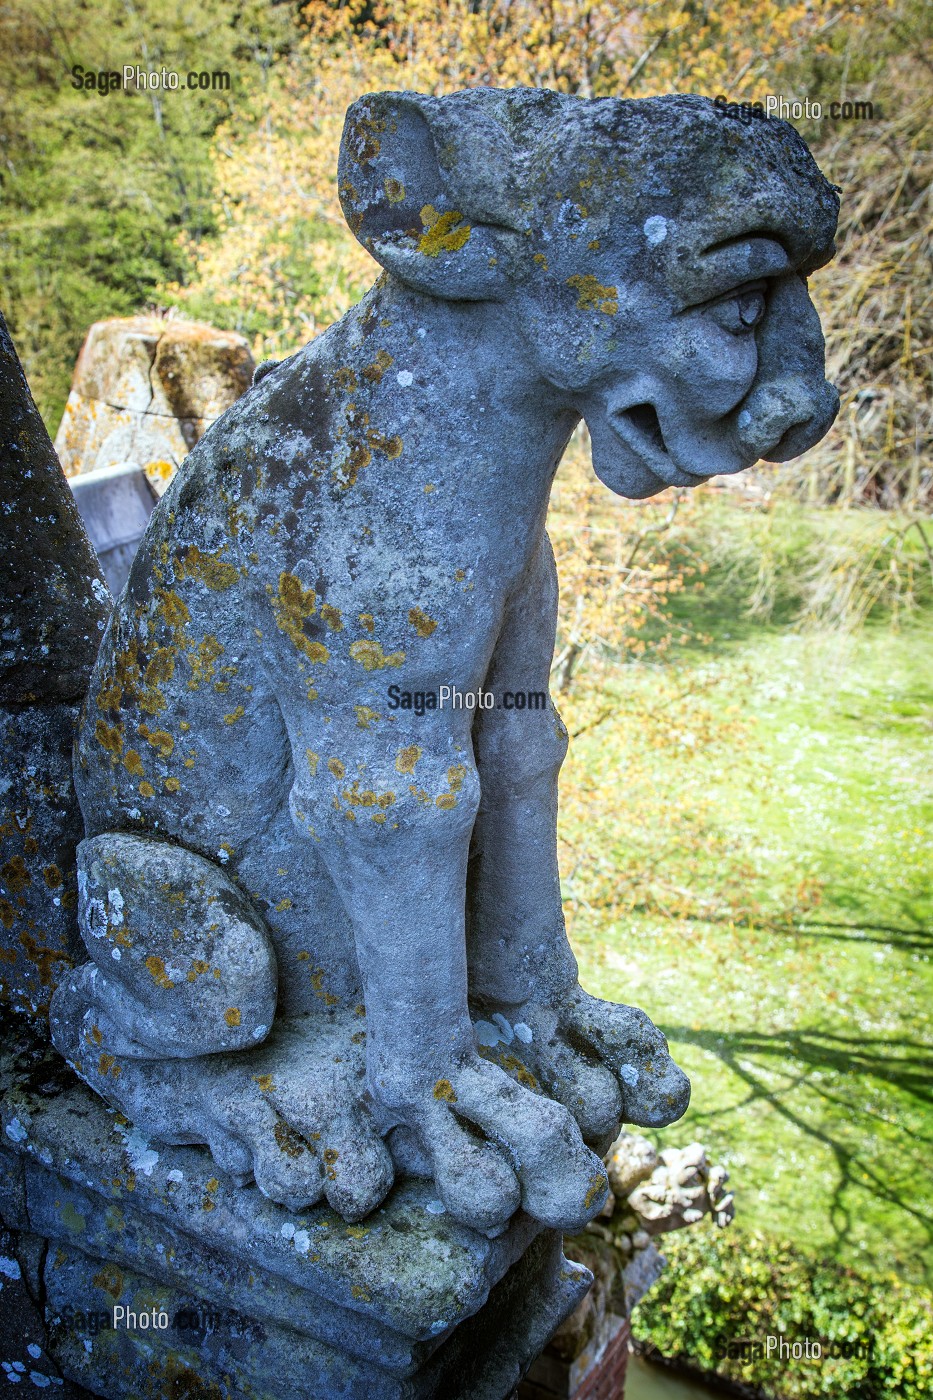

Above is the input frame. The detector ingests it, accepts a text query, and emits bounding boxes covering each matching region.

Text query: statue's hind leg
[50,832,393,1219]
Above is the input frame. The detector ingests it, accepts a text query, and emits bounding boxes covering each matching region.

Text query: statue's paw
[473,1005,622,1143]
[209,1086,326,1212]
[555,989,690,1129]
[208,1026,395,1222]
[384,1057,608,1233]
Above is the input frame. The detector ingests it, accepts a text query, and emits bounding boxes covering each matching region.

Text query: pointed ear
[338,91,520,301]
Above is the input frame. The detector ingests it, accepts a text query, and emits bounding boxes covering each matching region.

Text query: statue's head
[339,87,840,498]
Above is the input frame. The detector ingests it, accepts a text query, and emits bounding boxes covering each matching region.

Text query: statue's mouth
[610,401,708,488]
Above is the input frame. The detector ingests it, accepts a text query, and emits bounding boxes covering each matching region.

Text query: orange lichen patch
[366,429,403,459]
[273,572,330,662]
[164,777,181,793]
[566,273,618,315]
[145,955,174,989]
[358,613,375,633]
[584,1174,606,1211]
[418,205,472,257]
[351,1284,372,1302]
[454,569,466,581]
[408,607,437,638]
[342,783,395,811]
[96,678,123,712]
[188,636,223,690]
[320,604,344,632]
[95,719,124,759]
[361,349,394,383]
[175,545,239,592]
[155,588,191,631]
[334,367,358,392]
[335,440,372,492]
[0,899,16,929]
[306,750,320,775]
[92,1263,125,1299]
[1,856,30,893]
[327,757,346,779]
[395,745,421,774]
[348,639,405,671]
[496,1051,539,1092]
[433,1078,456,1102]
[98,1052,119,1078]
[186,959,210,983]
[435,794,457,809]
[447,764,466,793]
[533,252,549,270]
[588,239,601,251]
[274,897,292,913]
[223,705,245,725]
[146,647,176,684]
[139,781,155,798]
[138,725,175,758]
[254,1073,275,1091]
[354,706,380,729]
[274,1121,307,1158]
[123,750,145,778]
[384,177,405,203]
[224,1007,241,1027]
[350,112,385,165]
[89,1024,103,1046]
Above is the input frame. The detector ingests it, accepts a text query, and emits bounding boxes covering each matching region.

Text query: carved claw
[473,989,689,1140]
[556,988,690,1128]
[373,1055,609,1234]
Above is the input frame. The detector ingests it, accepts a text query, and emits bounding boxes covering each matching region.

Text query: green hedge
[633,1225,933,1399]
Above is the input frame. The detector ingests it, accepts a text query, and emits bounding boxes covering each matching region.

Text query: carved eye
[707,285,767,335]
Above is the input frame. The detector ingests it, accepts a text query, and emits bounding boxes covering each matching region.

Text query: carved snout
[736,374,840,464]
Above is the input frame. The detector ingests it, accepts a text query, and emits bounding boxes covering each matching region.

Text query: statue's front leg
[294,709,609,1235]
[468,537,690,1144]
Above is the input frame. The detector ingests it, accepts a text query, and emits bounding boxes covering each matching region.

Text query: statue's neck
[320,277,579,522]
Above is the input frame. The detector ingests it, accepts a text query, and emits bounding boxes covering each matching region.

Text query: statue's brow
[678,236,791,305]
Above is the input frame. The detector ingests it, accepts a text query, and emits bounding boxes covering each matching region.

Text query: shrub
[634,1223,933,1399]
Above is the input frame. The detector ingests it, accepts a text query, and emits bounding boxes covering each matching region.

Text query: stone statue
[49,89,839,1236]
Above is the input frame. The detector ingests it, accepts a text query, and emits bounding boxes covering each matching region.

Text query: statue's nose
[736,375,840,463]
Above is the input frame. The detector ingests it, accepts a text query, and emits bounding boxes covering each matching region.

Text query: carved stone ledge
[0,1023,590,1400]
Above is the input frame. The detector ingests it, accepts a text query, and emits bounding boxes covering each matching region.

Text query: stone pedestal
[1,1019,591,1400]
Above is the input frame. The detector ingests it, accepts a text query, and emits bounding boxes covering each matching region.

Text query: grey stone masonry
[1,1016,590,1399]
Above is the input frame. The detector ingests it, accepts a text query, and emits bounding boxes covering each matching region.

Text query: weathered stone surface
[49,89,838,1242]
[0,1021,590,1399]
[0,312,109,709]
[0,311,110,1025]
[54,316,255,497]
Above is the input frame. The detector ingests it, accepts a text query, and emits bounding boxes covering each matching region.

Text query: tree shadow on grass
[662,903,933,954]
[660,1023,933,1270]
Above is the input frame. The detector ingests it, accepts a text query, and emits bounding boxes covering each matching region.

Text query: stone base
[1,1021,591,1399]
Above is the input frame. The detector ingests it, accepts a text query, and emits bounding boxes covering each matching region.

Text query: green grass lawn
[559,498,933,1286]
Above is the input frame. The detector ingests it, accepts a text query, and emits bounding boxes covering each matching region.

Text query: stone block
[1,1021,591,1399]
